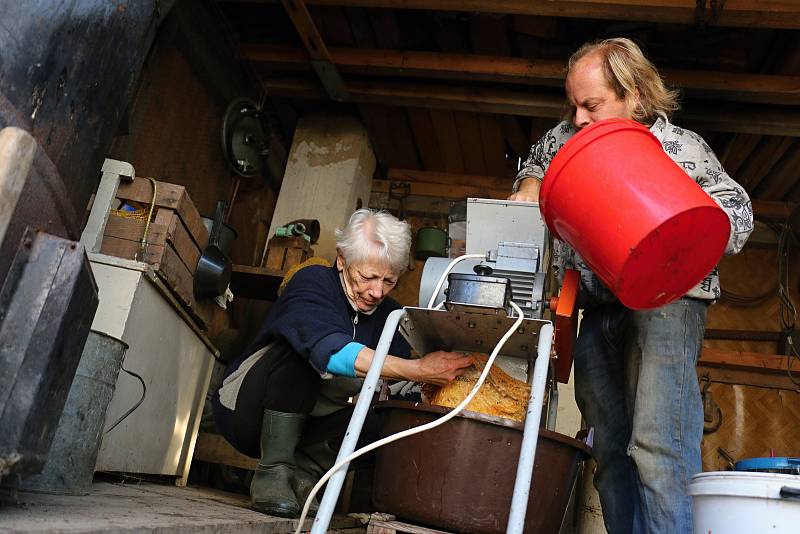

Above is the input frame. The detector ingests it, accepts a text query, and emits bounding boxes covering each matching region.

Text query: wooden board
[359,104,421,170]
[100,234,167,267]
[478,114,509,178]
[429,110,465,174]
[453,112,487,175]
[738,136,793,191]
[154,209,202,274]
[756,142,800,200]
[193,432,258,470]
[103,211,202,275]
[103,216,168,251]
[407,108,445,172]
[372,179,507,200]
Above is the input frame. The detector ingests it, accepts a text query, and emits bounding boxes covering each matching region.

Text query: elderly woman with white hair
[212,209,471,518]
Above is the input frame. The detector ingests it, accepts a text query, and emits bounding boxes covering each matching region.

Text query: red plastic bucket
[540,118,730,310]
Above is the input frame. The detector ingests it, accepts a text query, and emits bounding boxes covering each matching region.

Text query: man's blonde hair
[567,37,680,124]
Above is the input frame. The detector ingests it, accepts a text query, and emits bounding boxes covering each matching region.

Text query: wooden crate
[263,235,313,274]
[99,177,215,329]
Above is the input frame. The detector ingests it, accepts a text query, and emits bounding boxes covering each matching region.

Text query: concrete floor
[0,482,364,533]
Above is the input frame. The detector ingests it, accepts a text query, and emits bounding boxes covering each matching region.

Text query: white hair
[335,209,411,275]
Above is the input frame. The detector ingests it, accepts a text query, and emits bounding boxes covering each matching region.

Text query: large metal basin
[373,401,591,534]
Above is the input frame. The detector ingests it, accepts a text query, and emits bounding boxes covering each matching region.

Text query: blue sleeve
[326,342,364,377]
[255,266,354,375]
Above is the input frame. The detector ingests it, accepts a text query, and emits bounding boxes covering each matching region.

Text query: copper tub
[373,401,591,534]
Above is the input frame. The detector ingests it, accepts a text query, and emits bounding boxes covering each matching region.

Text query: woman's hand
[355,348,473,385]
[409,351,474,386]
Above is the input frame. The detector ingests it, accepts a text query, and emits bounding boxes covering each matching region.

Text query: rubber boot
[250,409,305,517]
[292,440,339,517]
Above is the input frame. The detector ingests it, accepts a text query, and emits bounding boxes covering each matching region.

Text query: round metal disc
[221,97,271,178]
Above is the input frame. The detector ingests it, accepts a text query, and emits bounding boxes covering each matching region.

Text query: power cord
[426,253,487,308]
[104,367,147,434]
[775,223,800,390]
[294,299,526,533]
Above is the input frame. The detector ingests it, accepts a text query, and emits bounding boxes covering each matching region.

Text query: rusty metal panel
[372,401,591,534]
[0,229,98,483]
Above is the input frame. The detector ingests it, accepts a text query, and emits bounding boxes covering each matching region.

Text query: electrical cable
[426,253,487,309]
[104,367,146,434]
[136,177,158,263]
[294,299,526,533]
[720,223,779,307]
[774,222,800,390]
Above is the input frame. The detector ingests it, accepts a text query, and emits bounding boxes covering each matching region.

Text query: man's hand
[508,177,541,202]
[410,351,473,386]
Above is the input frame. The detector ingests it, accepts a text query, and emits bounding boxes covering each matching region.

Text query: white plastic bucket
[689,471,800,534]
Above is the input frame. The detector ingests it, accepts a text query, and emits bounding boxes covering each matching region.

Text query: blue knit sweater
[231,265,410,375]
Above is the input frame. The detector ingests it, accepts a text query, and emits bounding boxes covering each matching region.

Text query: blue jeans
[573,298,707,534]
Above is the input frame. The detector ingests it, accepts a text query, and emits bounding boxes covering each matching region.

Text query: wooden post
[80,158,135,254]
[0,127,37,245]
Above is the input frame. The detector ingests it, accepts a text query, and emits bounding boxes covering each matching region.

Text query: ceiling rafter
[229,0,800,30]
[245,44,800,106]
[263,77,800,136]
[278,0,349,101]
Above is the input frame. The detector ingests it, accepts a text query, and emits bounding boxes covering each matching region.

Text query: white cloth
[217,343,272,410]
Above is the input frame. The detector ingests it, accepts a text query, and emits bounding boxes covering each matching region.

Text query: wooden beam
[278,0,349,100]
[752,199,798,220]
[388,168,510,190]
[263,78,800,136]
[721,134,761,176]
[245,44,564,84]
[501,115,531,158]
[406,108,446,172]
[479,114,508,178]
[245,44,800,106]
[382,171,800,210]
[193,432,258,470]
[738,137,794,191]
[429,110,465,174]
[704,328,781,342]
[699,348,794,374]
[372,178,508,200]
[754,143,800,200]
[453,112,488,175]
[237,0,800,30]
[359,104,421,170]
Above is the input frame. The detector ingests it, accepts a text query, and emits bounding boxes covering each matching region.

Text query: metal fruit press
[310,199,579,534]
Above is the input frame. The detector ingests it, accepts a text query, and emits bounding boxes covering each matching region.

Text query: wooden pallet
[366,513,452,534]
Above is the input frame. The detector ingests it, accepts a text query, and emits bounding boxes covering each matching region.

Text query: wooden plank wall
[706,244,799,355]
[107,26,277,339]
[108,43,276,272]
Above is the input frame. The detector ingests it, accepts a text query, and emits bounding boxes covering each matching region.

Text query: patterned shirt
[513,116,753,306]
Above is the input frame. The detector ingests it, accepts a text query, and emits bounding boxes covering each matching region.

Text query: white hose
[426,253,486,309]
[294,299,525,533]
